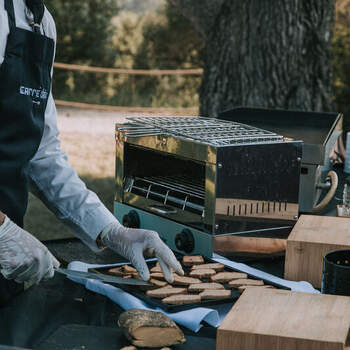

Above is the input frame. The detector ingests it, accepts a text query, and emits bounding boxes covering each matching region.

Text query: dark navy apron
[0,0,54,305]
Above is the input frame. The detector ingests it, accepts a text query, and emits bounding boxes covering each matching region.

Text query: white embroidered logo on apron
[19,86,48,101]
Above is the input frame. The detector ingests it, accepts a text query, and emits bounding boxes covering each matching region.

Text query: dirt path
[57,106,130,135]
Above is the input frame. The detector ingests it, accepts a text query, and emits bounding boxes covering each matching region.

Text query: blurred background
[47,0,203,109]
[42,0,350,116]
[25,0,350,240]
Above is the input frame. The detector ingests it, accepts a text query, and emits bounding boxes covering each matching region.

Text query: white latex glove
[100,223,184,283]
[0,216,60,284]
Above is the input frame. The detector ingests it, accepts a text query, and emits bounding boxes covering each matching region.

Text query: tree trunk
[169,0,335,117]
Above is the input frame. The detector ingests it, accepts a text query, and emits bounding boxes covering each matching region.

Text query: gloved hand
[0,216,60,284]
[100,223,184,283]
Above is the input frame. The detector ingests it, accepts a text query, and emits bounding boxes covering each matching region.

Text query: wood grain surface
[213,236,286,254]
[217,288,350,350]
[285,215,350,288]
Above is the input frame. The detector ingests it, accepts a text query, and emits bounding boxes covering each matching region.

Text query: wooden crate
[284,215,350,288]
[217,288,350,350]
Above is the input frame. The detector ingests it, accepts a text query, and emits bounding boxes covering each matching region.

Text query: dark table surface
[0,167,347,350]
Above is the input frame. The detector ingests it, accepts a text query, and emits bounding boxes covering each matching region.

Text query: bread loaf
[118,309,186,347]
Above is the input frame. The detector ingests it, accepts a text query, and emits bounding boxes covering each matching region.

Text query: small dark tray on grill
[89,255,288,313]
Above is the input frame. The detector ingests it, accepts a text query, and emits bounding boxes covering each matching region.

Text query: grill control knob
[175,229,195,253]
[122,210,140,229]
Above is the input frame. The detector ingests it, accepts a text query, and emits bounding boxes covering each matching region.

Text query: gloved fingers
[42,264,55,281]
[37,250,61,283]
[16,249,54,284]
[14,266,37,283]
[144,247,155,258]
[158,258,174,283]
[1,259,32,281]
[17,249,47,284]
[0,218,59,284]
[129,246,150,281]
[52,255,60,270]
[42,253,60,280]
[152,239,184,276]
[13,256,41,284]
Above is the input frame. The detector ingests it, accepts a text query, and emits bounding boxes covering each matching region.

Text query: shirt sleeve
[28,11,117,252]
[28,92,117,252]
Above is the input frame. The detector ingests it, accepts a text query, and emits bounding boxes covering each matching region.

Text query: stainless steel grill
[120,116,283,146]
[115,115,303,257]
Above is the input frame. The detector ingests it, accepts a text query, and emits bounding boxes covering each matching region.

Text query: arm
[28,92,116,252]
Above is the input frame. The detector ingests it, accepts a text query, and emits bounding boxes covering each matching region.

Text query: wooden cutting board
[217,288,350,350]
[284,214,350,288]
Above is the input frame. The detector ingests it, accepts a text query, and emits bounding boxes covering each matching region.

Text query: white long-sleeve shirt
[0,0,117,251]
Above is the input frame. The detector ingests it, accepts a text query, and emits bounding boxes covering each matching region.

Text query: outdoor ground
[24,107,154,241]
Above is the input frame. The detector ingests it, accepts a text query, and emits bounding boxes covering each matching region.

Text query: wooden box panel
[217,288,350,350]
[284,215,350,288]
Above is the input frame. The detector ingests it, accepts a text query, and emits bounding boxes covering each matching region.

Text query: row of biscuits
[107,255,276,305]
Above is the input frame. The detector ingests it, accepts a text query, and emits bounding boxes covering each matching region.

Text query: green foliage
[332,2,350,136]
[122,3,204,108]
[120,0,165,14]
[46,0,203,108]
[134,4,203,69]
[333,6,350,116]
[45,0,119,102]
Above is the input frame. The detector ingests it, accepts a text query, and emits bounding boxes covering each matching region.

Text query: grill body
[115,116,302,257]
[219,107,343,213]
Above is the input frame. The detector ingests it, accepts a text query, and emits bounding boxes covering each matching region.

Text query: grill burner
[125,175,205,215]
[120,116,284,147]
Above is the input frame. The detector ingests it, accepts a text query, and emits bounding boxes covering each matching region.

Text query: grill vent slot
[226,201,288,217]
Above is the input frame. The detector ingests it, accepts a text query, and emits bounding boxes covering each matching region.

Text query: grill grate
[124,175,205,215]
[121,116,284,146]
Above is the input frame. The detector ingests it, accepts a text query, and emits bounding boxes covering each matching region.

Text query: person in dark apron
[0,0,59,305]
[0,0,183,307]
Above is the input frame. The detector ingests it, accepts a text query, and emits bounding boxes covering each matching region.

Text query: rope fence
[54,62,203,76]
[53,62,202,113]
[55,99,198,115]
